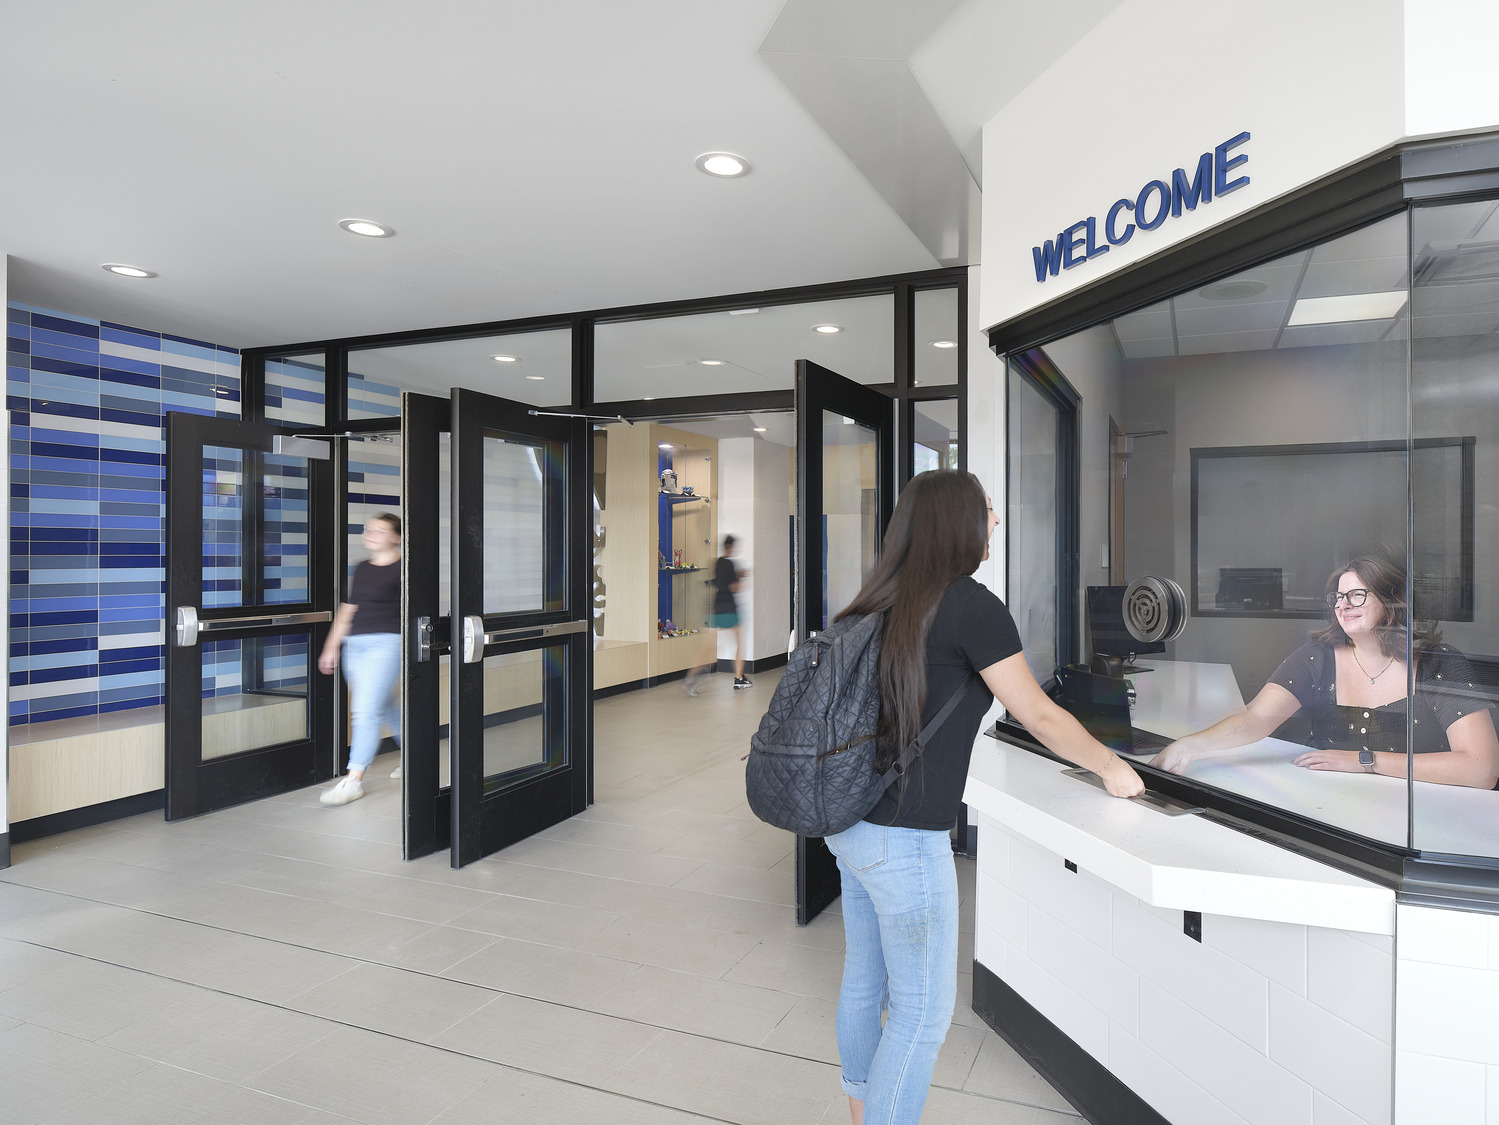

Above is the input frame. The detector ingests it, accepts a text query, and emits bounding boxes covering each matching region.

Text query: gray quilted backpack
[745,612,968,837]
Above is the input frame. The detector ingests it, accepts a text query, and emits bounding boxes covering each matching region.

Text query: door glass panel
[202,446,245,608]
[199,633,311,760]
[482,643,566,791]
[262,452,311,605]
[821,409,878,629]
[1008,365,1059,682]
[913,287,960,387]
[913,399,959,474]
[484,430,563,613]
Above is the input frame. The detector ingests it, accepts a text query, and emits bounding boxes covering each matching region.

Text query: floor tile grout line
[0,936,750,1125]
[0,912,1045,1108]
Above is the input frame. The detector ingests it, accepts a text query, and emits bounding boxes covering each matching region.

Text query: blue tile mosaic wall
[7,302,241,726]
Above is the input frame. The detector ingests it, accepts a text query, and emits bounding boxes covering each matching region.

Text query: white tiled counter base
[1394,904,1499,1123]
[974,813,1394,1125]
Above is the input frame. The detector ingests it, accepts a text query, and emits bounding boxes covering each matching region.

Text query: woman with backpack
[826,469,1143,1125]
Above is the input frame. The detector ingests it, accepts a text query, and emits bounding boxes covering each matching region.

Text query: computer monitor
[1087,585,1165,661]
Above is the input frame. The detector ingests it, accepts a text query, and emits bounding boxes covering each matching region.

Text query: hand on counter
[1293,748,1361,773]
[1150,741,1195,774]
[1098,754,1146,798]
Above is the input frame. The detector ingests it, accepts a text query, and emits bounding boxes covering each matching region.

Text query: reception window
[1007,203,1499,861]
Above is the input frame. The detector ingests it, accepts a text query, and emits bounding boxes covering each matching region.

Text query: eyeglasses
[1326,589,1370,608]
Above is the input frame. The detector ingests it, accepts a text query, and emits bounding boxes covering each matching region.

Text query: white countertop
[964,737,1396,934]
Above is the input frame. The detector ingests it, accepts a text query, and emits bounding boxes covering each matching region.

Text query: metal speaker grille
[1123,576,1188,643]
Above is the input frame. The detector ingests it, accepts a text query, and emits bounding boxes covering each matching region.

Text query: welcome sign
[1031,131,1251,283]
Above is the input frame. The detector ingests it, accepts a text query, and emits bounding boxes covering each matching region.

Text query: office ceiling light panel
[1287,291,1409,325]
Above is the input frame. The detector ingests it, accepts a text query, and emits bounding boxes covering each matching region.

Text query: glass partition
[264,353,326,426]
[594,295,894,402]
[1410,198,1499,856]
[913,287,959,387]
[912,398,959,474]
[1008,211,1494,854]
[347,330,570,413]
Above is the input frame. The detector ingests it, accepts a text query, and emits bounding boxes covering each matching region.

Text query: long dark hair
[1310,554,1430,659]
[834,470,989,770]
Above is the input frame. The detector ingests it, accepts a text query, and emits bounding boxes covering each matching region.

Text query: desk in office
[1122,659,1499,856]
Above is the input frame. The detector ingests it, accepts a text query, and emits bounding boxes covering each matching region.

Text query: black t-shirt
[1269,639,1492,754]
[346,559,401,635]
[713,556,738,614]
[865,576,1024,830]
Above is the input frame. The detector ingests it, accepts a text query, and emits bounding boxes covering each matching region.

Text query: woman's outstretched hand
[1098,755,1146,798]
[1149,741,1195,774]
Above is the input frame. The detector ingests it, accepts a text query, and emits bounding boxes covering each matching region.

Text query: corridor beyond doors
[0,673,1073,1125]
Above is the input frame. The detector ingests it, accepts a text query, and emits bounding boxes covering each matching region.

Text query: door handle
[174,607,333,647]
[461,616,588,663]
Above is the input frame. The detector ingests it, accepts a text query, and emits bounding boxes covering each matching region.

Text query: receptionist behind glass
[1152,555,1499,788]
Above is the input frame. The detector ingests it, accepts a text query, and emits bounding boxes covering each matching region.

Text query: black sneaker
[733,677,753,689]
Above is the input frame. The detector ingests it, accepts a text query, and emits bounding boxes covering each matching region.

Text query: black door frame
[793,360,895,925]
[164,413,337,819]
[448,388,592,867]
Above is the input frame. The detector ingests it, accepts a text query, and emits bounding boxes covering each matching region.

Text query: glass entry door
[793,360,894,924]
[448,388,591,867]
[165,414,336,819]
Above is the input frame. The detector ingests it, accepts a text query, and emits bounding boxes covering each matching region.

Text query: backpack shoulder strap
[883,678,972,781]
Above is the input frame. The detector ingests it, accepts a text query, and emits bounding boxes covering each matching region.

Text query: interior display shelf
[659,492,705,503]
[658,566,702,573]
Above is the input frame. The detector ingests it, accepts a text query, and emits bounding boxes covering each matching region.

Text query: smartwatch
[1358,749,1375,773]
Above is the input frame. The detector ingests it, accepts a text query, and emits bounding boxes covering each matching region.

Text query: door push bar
[175,607,333,647]
[461,616,588,663]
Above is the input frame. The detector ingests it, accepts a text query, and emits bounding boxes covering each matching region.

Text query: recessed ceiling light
[813,324,842,334]
[524,375,545,381]
[753,426,767,433]
[339,218,395,238]
[696,152,750,178]
[1287,291,1408,326]
[659,443,674,450]
[102,263,155,278]
[699,359,725,366]
[491,354,518,363]
[643,396,655,401]
[931,339,957,349]
[728,308,760,316]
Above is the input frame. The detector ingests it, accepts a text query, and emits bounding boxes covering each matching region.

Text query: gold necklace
[1350,647,1394,685]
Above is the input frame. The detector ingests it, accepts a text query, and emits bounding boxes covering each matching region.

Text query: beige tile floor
[0,671,1081,1125]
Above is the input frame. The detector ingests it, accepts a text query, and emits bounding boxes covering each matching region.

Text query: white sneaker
[389,765,403,779]
[319,776,364,806]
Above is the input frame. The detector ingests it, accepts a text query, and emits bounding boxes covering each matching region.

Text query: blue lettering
[1171,152,1214,216]
[1032,237,1066,282]
[1215,131,1251,196]
[1084,215,1109,259]
[1105,198,1135,245]
[1061,221,1089,269]
[1136,180,1171,231]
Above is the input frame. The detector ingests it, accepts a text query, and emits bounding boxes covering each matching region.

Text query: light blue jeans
[343,632,401,772]
[825,819,959,1125]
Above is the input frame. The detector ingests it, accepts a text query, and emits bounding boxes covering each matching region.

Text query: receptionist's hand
[1149,741,1195,774]
[1292,749,1360,773]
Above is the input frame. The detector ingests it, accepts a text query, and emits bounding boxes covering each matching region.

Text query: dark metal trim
[972,961,1167,1125]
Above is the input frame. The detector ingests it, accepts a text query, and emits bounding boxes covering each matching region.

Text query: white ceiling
[1,1,1114,351]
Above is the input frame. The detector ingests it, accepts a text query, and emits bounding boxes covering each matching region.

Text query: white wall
[978,0,1406,332]
[1404,0,1499,138]
[715,436,792,665]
